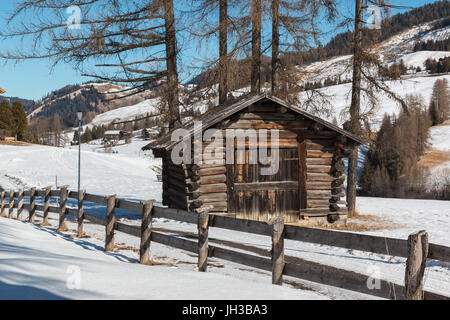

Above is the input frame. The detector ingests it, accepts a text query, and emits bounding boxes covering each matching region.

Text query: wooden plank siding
[163,100,349,222]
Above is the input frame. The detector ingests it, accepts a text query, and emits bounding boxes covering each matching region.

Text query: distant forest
[29,84,107,128]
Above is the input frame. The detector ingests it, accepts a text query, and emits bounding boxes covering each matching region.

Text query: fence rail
[0,187,449,300]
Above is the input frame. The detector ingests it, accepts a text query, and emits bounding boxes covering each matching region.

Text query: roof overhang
[142,94,365,151]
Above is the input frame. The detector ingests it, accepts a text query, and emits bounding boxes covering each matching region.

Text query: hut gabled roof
[142,94,365,151]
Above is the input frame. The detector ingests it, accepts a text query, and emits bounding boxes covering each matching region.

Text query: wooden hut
[143,94,364,223]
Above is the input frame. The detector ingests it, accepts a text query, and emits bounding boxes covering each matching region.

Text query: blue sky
[0,0,441,100]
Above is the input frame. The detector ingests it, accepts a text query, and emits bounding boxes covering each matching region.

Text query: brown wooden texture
[197,206,212,272]
[8,190,15,219]
[105,195,116,252]
[0,191,5,217]
[77,190,86,238]
[403,231,429,300]
[29,187,36,223]
[41,187,52,226]
[271,217,285,285]
[16,188,24,220]
[298,136,307,210]
[57,186,69,232]
[140,200,155,265]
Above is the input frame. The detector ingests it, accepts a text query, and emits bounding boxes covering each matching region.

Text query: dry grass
[0,141,30,146]
[318,214,399,232]
[419,148,450,168]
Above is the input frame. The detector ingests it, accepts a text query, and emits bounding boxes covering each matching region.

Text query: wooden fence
[1,187,449,300]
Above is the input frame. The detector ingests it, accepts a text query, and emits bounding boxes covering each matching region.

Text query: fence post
[403,230,429,300]
[105,194,117,252]
[271,217,285,285]
[16,188,24,220]
[77,190,86,238]
[57,186,69,232]
[29,187,36,223]
[140,200,155,265]
[196,205,213,272]
[1,191,6,217]
[8,190,15,219]
[41,187,52,226]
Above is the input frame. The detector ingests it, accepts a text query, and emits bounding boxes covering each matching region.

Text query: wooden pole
[16,188,24,220]
[77,190,85,238]
[403,230,429,300]
[1,191,6,217]
[29,187,36,222]
[105,195,116,252]
[8,190,15,219]
[271,217,285,285]
[41,187,52,226]
[57,186,69,232]
[196,205,212,272]
[140,200,155,265]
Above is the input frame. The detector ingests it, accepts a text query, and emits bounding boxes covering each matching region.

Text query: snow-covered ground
[0,217,325,300]
[0,140,449,299]
[0,139,161,200]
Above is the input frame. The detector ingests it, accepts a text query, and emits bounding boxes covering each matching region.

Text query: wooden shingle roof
[142,94,365,151]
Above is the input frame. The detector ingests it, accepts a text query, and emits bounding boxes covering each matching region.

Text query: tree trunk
[251,0,262,94]
[271,0,280,95]
[219,0,228,105]
[164,0,181,130]
[347,0,363,216]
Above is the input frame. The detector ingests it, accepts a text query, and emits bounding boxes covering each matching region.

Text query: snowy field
[301,74,450,129]
[0,140,449,299]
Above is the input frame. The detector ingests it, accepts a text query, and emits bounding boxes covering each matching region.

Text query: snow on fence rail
[0,187,449,300]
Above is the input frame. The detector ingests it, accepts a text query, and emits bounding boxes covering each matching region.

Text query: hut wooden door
[227,145,301,222]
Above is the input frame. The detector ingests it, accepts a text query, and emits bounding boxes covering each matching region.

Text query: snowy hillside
[90,98,161,127]
[0,139,161,200]
[422,120,450,187]
[299,20,450,85]
[301,74,450,129]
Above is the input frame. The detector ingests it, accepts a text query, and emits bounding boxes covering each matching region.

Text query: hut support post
[77,190,85,238]
[41,187,52,226]
[403,230,429,300]
[197,205,212,272]
[140,200,155,265]
[16,188,24,220]
[0,191,5,217]
[105,195,117,252]
[8,190,15,219]
[29,187,36,222]
[271,217,285,285]
[57,186,69,232]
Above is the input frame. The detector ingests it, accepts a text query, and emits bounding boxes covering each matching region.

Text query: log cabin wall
[186,146,228,214]
[164,155,189,210]
[163,99,352,223]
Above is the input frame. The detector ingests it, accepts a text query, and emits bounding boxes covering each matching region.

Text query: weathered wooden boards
[139,200,155,265]
[271,217,285,285]
[57,186,69,232]
[105,195,116,252]
[404,231,429,300]
[157,102,352,223]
